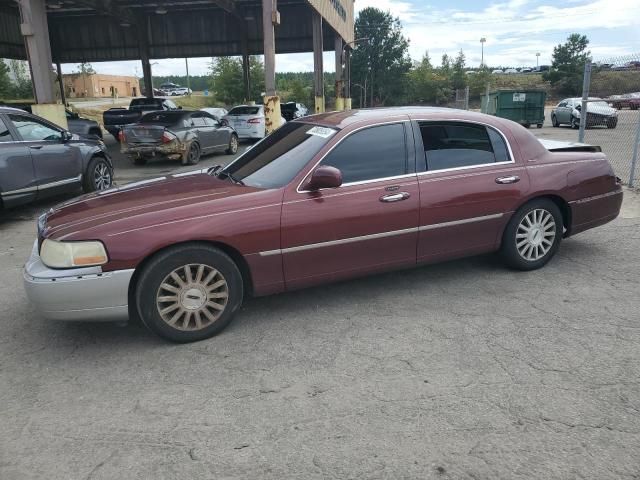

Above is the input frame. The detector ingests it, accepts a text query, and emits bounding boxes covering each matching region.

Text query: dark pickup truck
[103,97,180,141]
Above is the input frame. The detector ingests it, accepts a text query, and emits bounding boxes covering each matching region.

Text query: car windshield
[139,111,185,125]
[219,122,337,189]
[228,106,261,116]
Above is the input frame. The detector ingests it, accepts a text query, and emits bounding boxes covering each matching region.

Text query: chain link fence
[579,55,640,187]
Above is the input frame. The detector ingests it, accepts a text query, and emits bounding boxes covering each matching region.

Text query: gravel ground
[1,177,639,478]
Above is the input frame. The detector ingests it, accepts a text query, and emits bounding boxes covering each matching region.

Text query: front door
[7,113,81,196]
[413,120,530,264]
[202,115,227,150]
[0,115,37,207]
[281,121,420,290]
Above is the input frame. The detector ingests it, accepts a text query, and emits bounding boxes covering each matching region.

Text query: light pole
[480,37,486,67]
[536,52,540,68]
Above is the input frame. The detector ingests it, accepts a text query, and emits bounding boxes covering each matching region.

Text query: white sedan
[222,105,286,140]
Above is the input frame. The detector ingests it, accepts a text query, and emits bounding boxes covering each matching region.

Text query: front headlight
[40,239,108,268]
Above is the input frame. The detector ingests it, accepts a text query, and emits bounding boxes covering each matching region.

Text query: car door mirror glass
[220,119,229,127]
[305,166,343,190]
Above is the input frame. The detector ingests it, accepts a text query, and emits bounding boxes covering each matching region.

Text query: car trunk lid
[122,124,166,145]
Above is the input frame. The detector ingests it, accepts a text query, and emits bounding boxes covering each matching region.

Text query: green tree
[9,59,33,99]
[351,7,412,106]
[209,57,244,104]
[544,33,591,95]
[451,49,467,90]
[76,62,96,75]
[248,56,265,102]
[0,60,12,98]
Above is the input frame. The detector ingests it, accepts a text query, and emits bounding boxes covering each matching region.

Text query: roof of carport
[0,0,344,62]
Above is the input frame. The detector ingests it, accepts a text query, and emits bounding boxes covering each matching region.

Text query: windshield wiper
[227,172,245,186]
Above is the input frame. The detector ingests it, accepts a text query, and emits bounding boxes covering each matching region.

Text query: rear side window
[228,106,261,115]
[419,122,510,171]
[319,123,407,184]
[0,117,13,142]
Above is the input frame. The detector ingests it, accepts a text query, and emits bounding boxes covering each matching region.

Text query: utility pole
[185,58,190,94]
[480,37,486,67]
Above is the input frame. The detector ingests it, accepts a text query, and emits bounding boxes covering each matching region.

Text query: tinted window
[203,116,218,127]
[319,123,407,184]
[228,106,261,116]
[9,114,61,141]
[420,122,508,171]
[190,114,206,127]
[220,122,336,189]
[0,117,13,142]
[139,111,185,126]
[129,99,163,110]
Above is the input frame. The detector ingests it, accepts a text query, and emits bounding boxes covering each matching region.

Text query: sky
[61,0,640,77]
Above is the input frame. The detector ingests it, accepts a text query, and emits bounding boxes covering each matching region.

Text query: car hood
[43,171,264,240]
[583,104,616,115]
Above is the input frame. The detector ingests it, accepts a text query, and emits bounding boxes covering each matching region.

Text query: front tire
[226,134,239,155]
[501,199,563,271]
[135,244,244,343]
[551,114,559,127]
[571,116,580,129]
[83,156,112,192]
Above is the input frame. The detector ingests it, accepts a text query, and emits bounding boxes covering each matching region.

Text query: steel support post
[312,11,324,113]
[262,0,281,133]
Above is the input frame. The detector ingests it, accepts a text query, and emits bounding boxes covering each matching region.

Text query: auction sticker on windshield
[306,126,336,138]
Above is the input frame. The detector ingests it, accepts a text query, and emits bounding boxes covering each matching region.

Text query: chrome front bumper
[23,241,134,321]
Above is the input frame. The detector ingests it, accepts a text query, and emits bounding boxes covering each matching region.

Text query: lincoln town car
[23,108,623,342]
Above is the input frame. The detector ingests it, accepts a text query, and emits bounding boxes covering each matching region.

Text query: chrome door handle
[29,145,43,150]
[495,176,520,184]
[380,192,410,202]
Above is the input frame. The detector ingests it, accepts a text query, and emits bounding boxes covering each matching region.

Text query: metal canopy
[0,0,345,62]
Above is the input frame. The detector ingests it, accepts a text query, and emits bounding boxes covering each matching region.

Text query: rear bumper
[569,189,623,236]
[23,241,133,322]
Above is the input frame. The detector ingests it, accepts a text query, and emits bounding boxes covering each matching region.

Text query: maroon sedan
[24,107,623,342]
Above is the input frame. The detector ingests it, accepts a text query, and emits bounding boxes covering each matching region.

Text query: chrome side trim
[39,175,82,190]
[418,213,504,231]
[258,213,505,256]
[417,160,515,177]
[259,226,419,256]
[1,185,37,197]
[296,119,412,193]
[569,190,622,205]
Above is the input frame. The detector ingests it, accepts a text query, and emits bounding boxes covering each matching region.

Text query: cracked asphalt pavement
[1,174,639,478]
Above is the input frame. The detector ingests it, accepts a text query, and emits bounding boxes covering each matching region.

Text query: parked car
[492,69,504,74]
[120,110,238,166]
[142,88,166,97]
[551,98,618,129]
[281,102,309,121]
[521,68,532,73]
[103,97,180,142]
[170,87,192,96]
[222,105,286,140]
[0,107,113,210]
[200,107,228,121]
[24,107,623,342]
[606,93,640,110]
[2,104,104,139]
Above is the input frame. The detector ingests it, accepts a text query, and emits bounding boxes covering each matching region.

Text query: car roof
[0,106,31,114]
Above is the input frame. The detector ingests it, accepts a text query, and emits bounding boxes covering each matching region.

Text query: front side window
[0,117,13,142]
[8,114,61,141]
[220,122,337,189]
[319,123,407,184]
[419,122,510,171]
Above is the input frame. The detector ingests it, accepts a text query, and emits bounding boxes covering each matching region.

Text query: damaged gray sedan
[120,110,239,166]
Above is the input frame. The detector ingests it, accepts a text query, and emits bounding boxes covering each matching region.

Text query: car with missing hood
[120,110,239,166]
[551,98,618,129]
[24,107,622,343]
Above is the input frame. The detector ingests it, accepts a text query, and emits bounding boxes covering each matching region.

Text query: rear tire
[501,198,563,271]
[226,134,239,155]
[185,142,201,165]
[83,156,112,193]
[135,244,244,343]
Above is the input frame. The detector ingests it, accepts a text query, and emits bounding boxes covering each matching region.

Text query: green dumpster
[481,89,546,128]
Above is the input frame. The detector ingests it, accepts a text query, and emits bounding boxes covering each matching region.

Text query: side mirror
[575,104,581,111]
[220,119,229,127]
[305,166,343,191]
[61,130,73,142]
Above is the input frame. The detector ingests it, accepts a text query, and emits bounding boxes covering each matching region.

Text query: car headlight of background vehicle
[40,239,108,268]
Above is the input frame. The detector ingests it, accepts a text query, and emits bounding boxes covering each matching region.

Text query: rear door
[281,120,420,290]
[0,115,37,206]
[189,112,214,151]
[202,114,227,150]
[414,120,529,263]
[7,113,82,196]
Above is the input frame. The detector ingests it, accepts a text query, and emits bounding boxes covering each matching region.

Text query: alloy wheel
[93,162,112,190]
[230,135,238,153]
[156,264,229,331]
[515,209,556,261]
